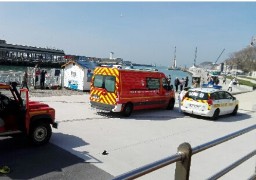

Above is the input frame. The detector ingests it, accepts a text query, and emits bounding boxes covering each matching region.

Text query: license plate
[190,104,200,109]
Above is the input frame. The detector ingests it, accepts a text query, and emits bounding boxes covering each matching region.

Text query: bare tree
[225,46,256,73]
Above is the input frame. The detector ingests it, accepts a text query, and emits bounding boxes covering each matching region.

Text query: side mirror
[233,97,236,100]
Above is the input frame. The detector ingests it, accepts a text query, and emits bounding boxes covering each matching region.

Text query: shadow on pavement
[185,112,251,122]
[96,106,252,123]
[0,133,113,180]
[51,133,103,164]
[97,107,185,121]
[217,112,252,122]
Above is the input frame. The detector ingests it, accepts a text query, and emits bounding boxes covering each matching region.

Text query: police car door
[216,91,228,115]
[224,91,235,113]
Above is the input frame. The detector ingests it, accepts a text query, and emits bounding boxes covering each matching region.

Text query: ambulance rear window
[93,75,116,93]
[93,75,104,88]
[187,91,208,100]
[105,76,115,92]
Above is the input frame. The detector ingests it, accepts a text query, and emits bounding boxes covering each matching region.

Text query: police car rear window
[187,91,208,100]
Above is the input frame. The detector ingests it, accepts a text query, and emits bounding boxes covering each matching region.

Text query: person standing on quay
[174,77,180,92]
[179,78,185,91]
[185,76,189,87]
[227,78,236,92]
[40,70,46,89]
[21,71,29,90]
[168,75,171,85]
[223,76,226,84]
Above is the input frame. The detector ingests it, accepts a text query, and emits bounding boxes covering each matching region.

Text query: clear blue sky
[0,2,256,67]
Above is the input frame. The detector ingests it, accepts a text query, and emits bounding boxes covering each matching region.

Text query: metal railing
[113,124,256,180]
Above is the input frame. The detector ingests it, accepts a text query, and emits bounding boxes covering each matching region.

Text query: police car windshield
[93,75,116,93]
[187,91,208,100]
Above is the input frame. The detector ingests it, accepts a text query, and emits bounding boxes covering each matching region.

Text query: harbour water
[133,65,193,86]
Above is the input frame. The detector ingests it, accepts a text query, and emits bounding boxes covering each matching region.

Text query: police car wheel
[232,105,238,116]
[123,103,133,117]
[211,109,220,121]
[166,98,175,110]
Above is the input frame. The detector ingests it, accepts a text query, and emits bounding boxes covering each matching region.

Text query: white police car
[180,85,239,120]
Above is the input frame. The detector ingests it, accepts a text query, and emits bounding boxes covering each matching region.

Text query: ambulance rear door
[90,67,119,108]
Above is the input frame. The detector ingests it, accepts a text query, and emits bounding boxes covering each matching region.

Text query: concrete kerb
[252,104,256,111]
[231,91,252,96]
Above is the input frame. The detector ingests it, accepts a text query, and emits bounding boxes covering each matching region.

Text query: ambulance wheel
[210,109,219,121]
[29,122,52,146]
[232,105,238,116]
[166,98,175,110]
[123,103,133,117]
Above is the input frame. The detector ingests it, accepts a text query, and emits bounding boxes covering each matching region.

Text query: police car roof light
[202,84,222,90]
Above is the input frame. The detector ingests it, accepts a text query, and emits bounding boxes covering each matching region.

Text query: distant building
[0,39,65,66]
[123,60,132,65]
[62,60,97,91]
[64,55,87,62]
[64,54,130,68]
[99,57,123,65]
[87,57,101,63]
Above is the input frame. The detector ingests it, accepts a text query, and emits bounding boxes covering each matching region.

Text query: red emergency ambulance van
[90,67,175,116]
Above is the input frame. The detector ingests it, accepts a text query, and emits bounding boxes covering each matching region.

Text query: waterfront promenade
[24,85,256,179]
[1,82,255,180]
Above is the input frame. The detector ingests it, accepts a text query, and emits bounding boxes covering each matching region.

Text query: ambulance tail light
[116,92,120,102]
[207,99,213,105]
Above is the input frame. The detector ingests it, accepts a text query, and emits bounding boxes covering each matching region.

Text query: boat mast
[194,47,197,67]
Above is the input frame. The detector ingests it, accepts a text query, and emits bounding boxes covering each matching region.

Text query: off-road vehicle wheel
[29,123,52,146]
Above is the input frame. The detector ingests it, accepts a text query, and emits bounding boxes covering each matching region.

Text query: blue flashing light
[202,84,222,89]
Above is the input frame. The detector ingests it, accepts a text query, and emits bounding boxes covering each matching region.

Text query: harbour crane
[210,48,225,73]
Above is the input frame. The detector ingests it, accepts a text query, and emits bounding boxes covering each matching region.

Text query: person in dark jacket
[180,78,185,91]
[174,77,180,92]
[40,70,46,89]
[185,76,189,87]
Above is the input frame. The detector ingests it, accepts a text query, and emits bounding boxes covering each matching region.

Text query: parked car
[181,87,239,120]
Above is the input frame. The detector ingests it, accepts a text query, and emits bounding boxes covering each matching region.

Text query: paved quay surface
[1,85,256,180]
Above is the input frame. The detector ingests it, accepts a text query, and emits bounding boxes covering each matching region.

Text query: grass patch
[227,76,256,89]
[239,75,256,81]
